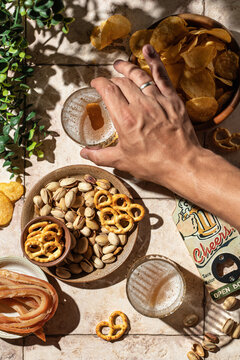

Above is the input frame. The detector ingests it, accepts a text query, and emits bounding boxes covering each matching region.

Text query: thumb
[80,146,121,168]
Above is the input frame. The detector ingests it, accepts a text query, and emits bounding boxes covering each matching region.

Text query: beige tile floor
[1,0,240,359]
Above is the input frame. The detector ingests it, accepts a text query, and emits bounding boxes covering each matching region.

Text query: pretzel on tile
[94,190,112,209]
[96,311,128,341]
[213,127,240,152]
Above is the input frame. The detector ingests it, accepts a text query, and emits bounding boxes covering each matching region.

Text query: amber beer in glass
[126,255,186,318]
[61,87,117,148]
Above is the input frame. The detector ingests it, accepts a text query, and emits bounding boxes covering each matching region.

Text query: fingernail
[80,150,89,160]
[114,59,124,66]
[143,44,156,58]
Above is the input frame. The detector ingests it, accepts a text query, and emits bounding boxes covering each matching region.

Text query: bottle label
[172,198,240,301]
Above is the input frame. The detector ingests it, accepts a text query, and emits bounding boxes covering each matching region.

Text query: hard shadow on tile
[160,265,205,337]
[113,169,173,199]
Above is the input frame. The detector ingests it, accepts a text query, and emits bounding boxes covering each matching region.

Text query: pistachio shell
[93,243,102,258]
[74,237,89,254]
[89,231,97,246]
[40,204,52,216]
[65,190,76,208]
[96,178,111,190]
[92,256,104,269]
[102,253,116,264]
[57,197,68,212]
[70,233,77,250]
[109,187,118,195]
[73,215,85,230]
[77,206,85,217]
[84,174,96,184]
[86,219,99,230]
[51,209,65,218]
[45,181,60,192]
[108,232,120,246]
[84,207,95,219]
[72,253,84,263]
[72,195,84,208]
[119,234,127,246]
[78,182,92,192]
[33,195,44,208]
[56,267,71,279]
[95,234,108,246]
[101,226,109,234]
[80,259,94,273]
[84,246,93,260]
[59,177,78,188]
[102,245,117,254]
[68,263,82,274]
[65,210,77,223]
[53,187,67,201]
[40,188,50,204]
[85,196,94,208]
[80,226,91,237]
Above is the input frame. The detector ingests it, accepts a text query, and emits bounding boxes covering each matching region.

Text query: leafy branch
[0,0,74,178]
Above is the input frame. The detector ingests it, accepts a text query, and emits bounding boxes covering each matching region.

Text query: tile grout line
[202,0,205,16]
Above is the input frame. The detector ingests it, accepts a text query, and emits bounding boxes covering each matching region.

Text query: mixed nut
[33,174,130,278]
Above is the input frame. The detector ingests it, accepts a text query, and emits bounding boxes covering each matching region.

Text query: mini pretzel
[112,194,145,222]
[27,230,42,239]
[94,190,112,209]
[41,230,61,243]
[25,238,63,262]
[25,238,45,258]
[96,311,128,341]
[28,221,48,233]
[42,223,63,238]
[100,208,134,234]
[213,127,240,152]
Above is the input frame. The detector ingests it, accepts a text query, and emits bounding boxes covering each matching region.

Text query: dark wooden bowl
[21,216,71,267]
[131,13,240,131]
[21,165,139,284]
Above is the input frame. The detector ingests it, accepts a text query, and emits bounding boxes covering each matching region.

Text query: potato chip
[0,191,13,226]
[190,28,231,43]
[181,45,217,68]
[186,97,218,122]
[137,59,152,76]
[161,36,187,64]
[130,29,153,59]
[91,15,131,50]
[215,87,224,99]
[214,50,239,80]
[217,91,233,112]
[164,63,184,89]
[200,36,226,51]
[214,74,233,86]
[150,16,187,52]
[0,181,24,202]
[180,68,216,98]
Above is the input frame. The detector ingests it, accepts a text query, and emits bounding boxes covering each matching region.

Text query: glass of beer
[61,87,117,148]
[126,254,186,318]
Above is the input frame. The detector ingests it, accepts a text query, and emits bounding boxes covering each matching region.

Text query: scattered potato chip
[200,36,226,51]
[181,45,217,68]
[150,16,187,52]
[0,191,13,226]
[217,91,233,112]
[180,68,216,98]
[186,97,218,122]
[164,63,184,89]
[190,28,231,43]
[214,50,239,80]
[214,74,233,86]
[91,15,131,50]
[130,29,153,59]
[0,181,24,202]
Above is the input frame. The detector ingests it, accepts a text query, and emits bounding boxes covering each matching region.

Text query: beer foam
[127,259,185,317]
[62,88,115,146]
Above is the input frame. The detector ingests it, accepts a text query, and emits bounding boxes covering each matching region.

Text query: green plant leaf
[27,141,37,151]
[3,159,11,167]
[37,149,44,158]
[3,124,10,135]
[26,111,36,121]
[0,74,7,83]
[62,24,69,34]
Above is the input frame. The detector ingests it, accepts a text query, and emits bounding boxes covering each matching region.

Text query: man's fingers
[110,77,143,103]
[142,44,175,97]
[91,77,128,134]
[80,146,121,168]
[113,60,160,98]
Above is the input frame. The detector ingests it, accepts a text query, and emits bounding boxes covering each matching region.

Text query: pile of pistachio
[33,174,128,278]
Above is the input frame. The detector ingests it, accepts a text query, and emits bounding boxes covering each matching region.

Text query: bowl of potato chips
[129,13,240,130]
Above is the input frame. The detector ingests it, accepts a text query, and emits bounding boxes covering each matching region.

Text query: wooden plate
[21,165,138,284]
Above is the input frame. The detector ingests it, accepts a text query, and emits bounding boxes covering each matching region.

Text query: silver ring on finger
[139,80,155,91]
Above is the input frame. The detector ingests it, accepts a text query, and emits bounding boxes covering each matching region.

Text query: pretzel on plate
[94,190,112,209]
[213,127,240,152]
[112,194,145,222]
[99,207,134,234]
[96,311,128,341]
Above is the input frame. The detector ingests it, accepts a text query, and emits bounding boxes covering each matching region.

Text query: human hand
[80,44,202,191]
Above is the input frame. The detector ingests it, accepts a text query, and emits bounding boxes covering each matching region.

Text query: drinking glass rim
[126,254,186,318]
[61,87,116,148]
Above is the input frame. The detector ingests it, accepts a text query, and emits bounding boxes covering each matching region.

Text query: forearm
[163,147,240,230]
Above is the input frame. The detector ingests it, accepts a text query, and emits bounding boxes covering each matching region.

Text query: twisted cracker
[94,190,112,209]
[96,311,128,341]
